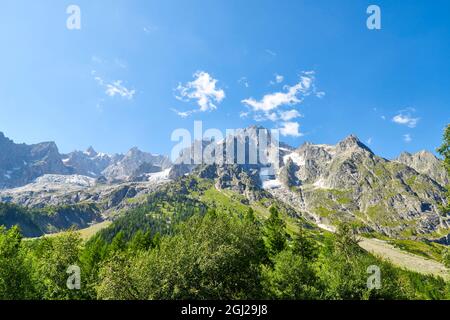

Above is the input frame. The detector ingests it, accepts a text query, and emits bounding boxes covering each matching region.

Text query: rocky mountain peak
[396,150,448,186]
[29,141,61,159]
[102,147,171,180]
[416,150,438,159]
[85,146,97,157]
[126,147,144,157]
[397,151,412,161]
[337,134,373,154]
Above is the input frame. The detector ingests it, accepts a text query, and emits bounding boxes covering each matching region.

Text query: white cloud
[403,134,412,143]
[279,109,302,121]
[93,72,136,100]
[392,109,420,128]
[393,114,419,128]
[279,122,302,137]
[366,137,373,145]
[240,71,323,138]
[105,81,136,99]
[171,108,192,118]
[175,71,225,115]
[315,91,326,98]
[242,75,313,112]
[239,111,250,118]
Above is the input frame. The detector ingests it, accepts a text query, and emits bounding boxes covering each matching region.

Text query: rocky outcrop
[396,151,448,187]
[62,147,120,178]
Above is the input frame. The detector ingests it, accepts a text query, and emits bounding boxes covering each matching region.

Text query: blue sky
[0,0,449,159]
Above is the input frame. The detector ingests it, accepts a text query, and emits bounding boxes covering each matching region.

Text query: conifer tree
[263,206,287,258]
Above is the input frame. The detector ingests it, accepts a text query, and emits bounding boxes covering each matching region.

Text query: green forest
[0,202,449,300]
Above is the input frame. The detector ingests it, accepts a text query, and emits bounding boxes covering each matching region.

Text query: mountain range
[0,132,171,188]
[0,129,448,242]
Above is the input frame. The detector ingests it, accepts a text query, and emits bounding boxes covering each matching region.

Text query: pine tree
[263,206,287,258]
[334,223,360,261]
[245,207,257,224]
[293,223,318,261]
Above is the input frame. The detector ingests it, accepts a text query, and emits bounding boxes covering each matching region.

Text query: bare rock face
[279,158,300,187]
[102,147,171,181]
[396,151,448,187]
[62,147,119,178]
[0,132,71,188]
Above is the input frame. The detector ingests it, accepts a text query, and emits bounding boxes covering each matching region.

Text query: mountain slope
[266,135,449,238]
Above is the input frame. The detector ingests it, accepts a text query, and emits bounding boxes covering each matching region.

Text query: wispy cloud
[265,49,277,56]
[93,71,136,100]
[174,71,225,116]
[270,74,284,85]
[143,25,158,34]
[239,111,250,118]
[403,134,412,143]
[105,81,135,99]
[392,108,420,128]
[170,108,192,118]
